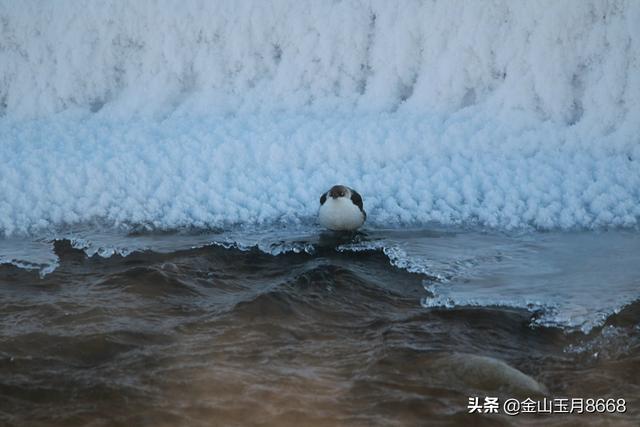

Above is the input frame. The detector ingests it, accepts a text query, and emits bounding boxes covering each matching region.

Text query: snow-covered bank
[1,112,638,235]
[0,1,639,234]
[1,0,639,126]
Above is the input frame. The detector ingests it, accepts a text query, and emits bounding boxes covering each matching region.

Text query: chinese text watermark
[468,397,626,415]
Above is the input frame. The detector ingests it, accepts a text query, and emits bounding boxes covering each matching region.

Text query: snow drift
[0,0,639,234]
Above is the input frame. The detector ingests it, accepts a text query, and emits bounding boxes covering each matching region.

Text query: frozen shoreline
[1,225,639,333]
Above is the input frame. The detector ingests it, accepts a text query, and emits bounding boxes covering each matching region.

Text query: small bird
[318,185,366,231]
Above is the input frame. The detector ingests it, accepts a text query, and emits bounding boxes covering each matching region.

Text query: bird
[318,185,366,231]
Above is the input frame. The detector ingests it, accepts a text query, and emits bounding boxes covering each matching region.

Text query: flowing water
[1,227,638,426]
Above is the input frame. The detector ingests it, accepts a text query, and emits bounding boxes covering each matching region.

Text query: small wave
[212,238,316,256]
[68,237,139,258]
[561,300,640,361]
[0,256,59,278]
[337,240,446,281]
[420,282,638,333]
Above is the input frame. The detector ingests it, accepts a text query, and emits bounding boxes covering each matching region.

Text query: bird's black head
[329,185,348,199]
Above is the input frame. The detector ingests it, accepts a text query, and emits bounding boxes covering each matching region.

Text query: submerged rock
[430,353,548,397]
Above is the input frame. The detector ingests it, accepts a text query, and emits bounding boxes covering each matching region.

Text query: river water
[1,226,638,426]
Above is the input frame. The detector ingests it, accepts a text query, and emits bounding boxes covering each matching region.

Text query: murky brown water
[1,238,639,426]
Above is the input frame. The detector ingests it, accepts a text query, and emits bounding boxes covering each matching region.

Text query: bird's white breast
[318,197,365,231]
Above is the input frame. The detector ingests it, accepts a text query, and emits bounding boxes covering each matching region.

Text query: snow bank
[0,0,639,234]
[2,0,639,125]
[1,112,638,235]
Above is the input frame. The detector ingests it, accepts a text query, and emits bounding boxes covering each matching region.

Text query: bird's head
[329,185,349,199]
